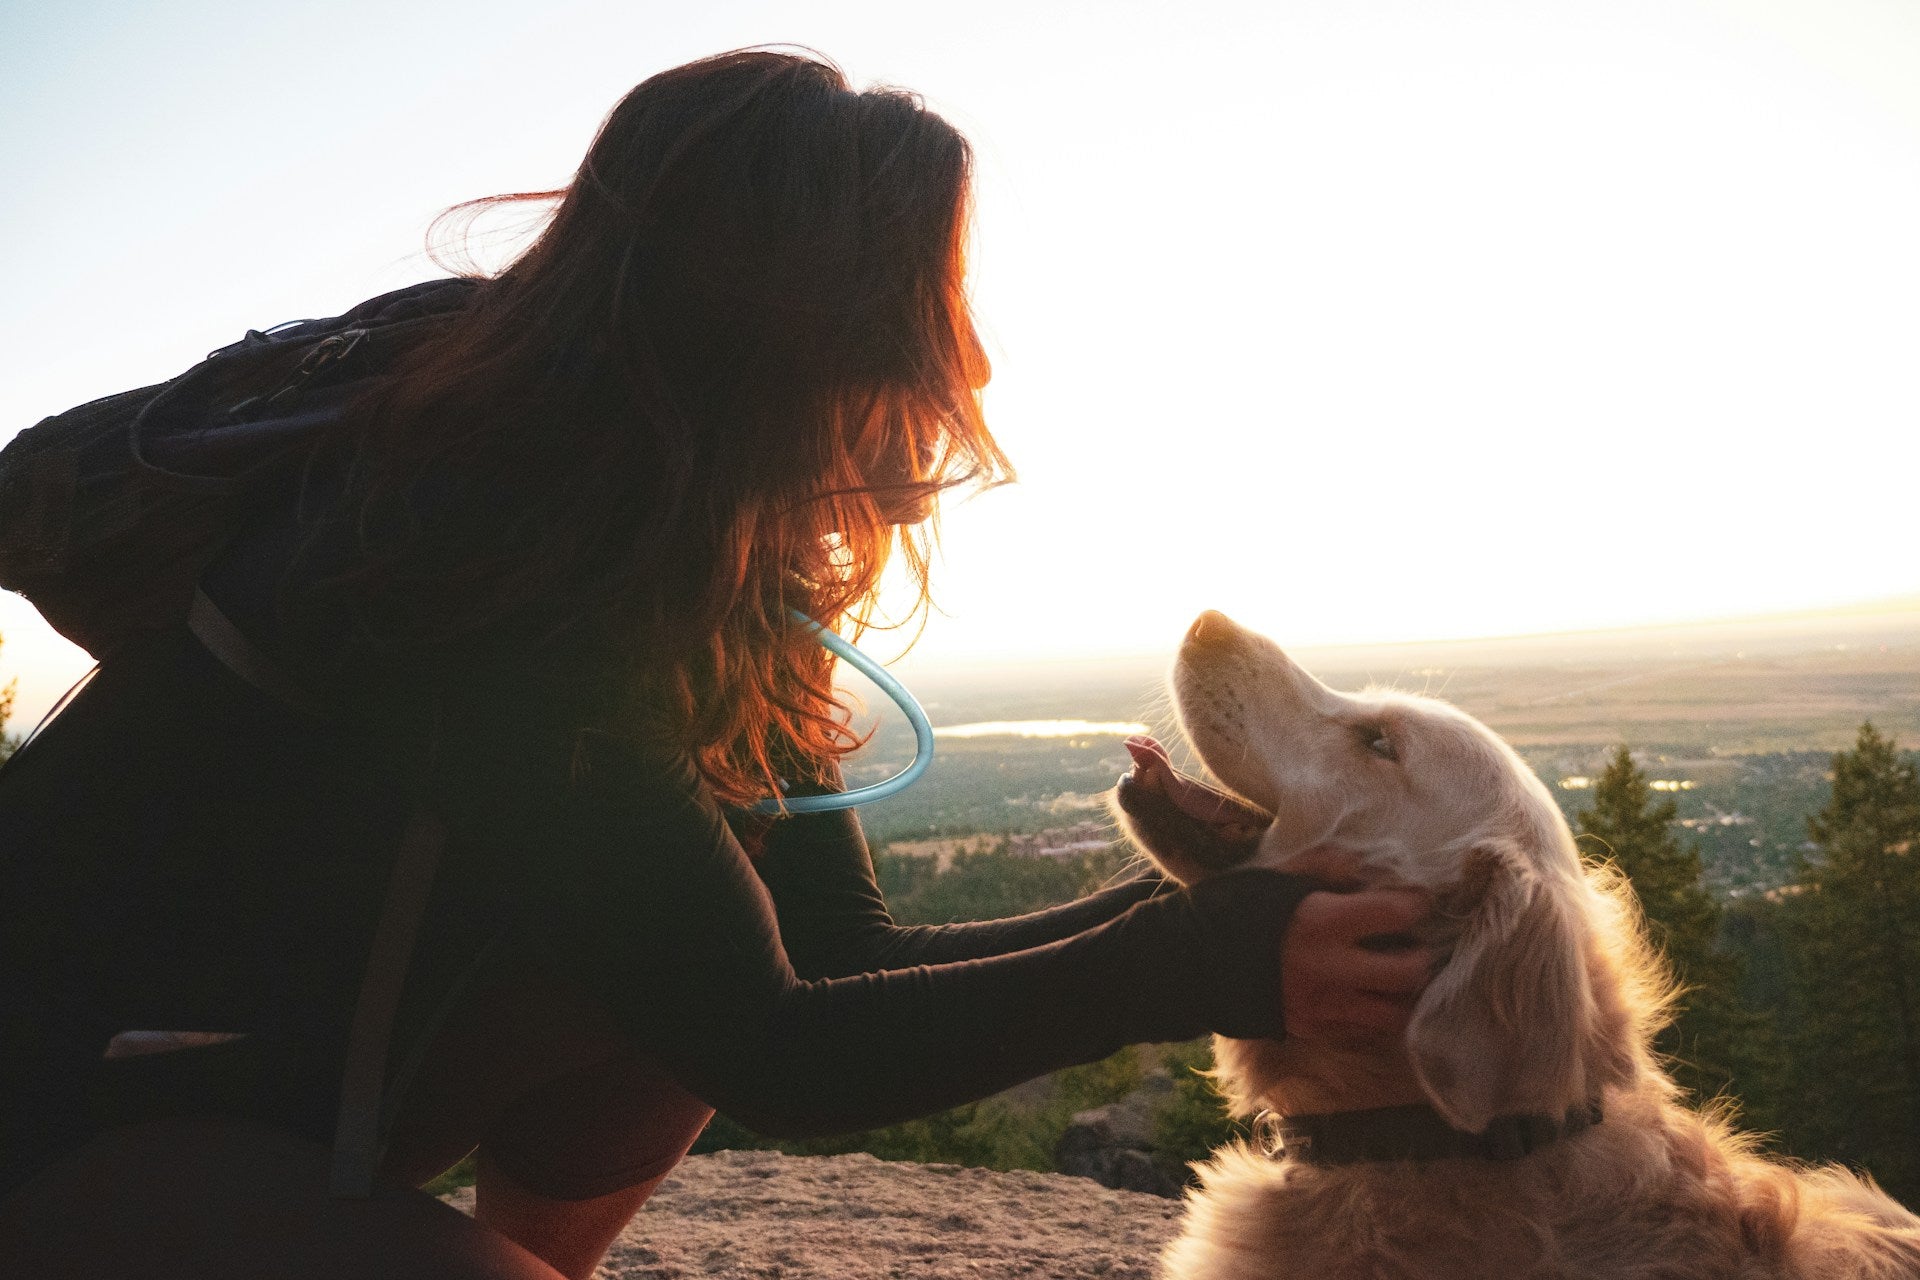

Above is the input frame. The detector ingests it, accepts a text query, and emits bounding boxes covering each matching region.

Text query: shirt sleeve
[421,690,1312,1140]
[194,476,1298,1138]
[742,796,1173,978]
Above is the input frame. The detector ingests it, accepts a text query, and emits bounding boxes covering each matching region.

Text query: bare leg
[383,938,715,1277]
[473,1150,670,1280]
[457,1054,714,1277]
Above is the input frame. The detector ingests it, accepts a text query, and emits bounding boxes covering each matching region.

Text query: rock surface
[447,1148,1187,1279]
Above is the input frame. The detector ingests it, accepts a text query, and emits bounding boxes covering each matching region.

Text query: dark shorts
[383,934,717,1201]
[5,937,715,1209]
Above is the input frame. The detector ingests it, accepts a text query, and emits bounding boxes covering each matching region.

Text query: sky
[4,0,1919,723]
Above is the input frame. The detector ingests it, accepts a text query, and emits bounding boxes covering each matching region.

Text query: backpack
[0,277,480,659]
[0,277,480,1199]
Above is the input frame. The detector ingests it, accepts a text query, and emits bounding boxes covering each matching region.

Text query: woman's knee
[479,1052,714,1202]
[387,936,712,1198]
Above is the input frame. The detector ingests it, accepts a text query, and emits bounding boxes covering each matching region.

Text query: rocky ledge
[447,1148,1187,1279]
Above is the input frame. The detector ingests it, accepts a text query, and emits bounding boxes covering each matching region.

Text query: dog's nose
[1187,610,1238,649]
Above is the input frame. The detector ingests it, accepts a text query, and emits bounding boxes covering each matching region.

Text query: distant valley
[845,603,1920,895]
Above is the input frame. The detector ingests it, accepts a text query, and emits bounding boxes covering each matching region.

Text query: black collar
[1267,1100,1603,1166]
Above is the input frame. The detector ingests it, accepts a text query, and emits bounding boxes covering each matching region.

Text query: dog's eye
[1357,725,1397,761]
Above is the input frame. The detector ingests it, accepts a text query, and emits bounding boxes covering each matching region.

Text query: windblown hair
[310,49,1008,805]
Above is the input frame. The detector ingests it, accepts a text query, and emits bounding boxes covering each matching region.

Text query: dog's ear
[1406,839,1619,1133]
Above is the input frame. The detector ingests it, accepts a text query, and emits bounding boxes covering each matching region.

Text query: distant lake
[933,719,1150,739]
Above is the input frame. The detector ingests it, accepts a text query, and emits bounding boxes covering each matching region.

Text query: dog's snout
[1187,610,1240,650]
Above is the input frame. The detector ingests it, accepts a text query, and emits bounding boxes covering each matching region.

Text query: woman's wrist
[1152,868,1315,1042]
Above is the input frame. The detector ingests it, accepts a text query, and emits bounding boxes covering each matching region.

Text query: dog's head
[1113,611,1653,1133]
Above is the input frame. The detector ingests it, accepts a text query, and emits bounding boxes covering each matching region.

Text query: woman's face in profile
[854,312,991,528]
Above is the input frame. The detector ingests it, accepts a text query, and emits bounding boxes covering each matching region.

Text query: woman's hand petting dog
[1280,848,1435,1050]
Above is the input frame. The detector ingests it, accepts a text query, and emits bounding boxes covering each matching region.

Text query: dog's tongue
[1124,735,1270,829]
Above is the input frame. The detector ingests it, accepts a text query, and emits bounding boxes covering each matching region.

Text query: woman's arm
[743,799,1172,978]
[432,717,1307,1139]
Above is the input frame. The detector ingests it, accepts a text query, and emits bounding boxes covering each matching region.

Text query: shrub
[1153,1040,1253,1186]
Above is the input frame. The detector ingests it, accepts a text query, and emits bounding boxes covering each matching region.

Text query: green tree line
[1577,726,1920,1206]
[0,629,18,763]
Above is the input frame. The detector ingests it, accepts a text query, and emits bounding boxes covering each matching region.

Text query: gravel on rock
[446,1149,1187,1279]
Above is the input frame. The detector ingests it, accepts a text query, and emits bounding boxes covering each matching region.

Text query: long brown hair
[314,49,1010,805]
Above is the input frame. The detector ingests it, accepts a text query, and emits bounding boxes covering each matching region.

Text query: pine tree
[0,630,17,763]
[1576,746,1775,1126]
[1782,723,1920,1202]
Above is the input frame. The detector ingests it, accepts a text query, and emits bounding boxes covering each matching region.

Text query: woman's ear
[1405,839,1607,1133]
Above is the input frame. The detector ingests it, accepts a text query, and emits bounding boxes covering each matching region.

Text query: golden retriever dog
[1113,610,1920,1280]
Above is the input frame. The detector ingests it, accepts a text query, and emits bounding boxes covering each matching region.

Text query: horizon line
[890,591,1920,671]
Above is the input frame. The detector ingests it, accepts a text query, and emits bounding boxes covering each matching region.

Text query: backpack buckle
[228,329,371,421]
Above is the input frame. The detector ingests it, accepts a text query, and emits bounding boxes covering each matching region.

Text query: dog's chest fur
[1159,1094,1892,1280]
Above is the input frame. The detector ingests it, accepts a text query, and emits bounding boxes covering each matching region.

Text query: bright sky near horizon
[3,0,1919,724]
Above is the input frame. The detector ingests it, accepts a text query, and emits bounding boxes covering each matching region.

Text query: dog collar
[1266,1099,1603,1166]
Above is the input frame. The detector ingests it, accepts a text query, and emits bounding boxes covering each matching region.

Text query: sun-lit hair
[308,49,1009,805]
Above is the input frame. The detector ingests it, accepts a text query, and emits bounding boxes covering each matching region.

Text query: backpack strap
[329,803,445,1198]
[185,586,444,1200]
[186,588,334,721]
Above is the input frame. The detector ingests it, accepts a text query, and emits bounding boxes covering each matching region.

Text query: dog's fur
[1117,612,1920,1280]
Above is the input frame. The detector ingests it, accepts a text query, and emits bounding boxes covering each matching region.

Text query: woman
[0,50,1432,1279]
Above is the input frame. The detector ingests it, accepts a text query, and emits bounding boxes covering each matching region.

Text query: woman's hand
[1278,848,1436,1049]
